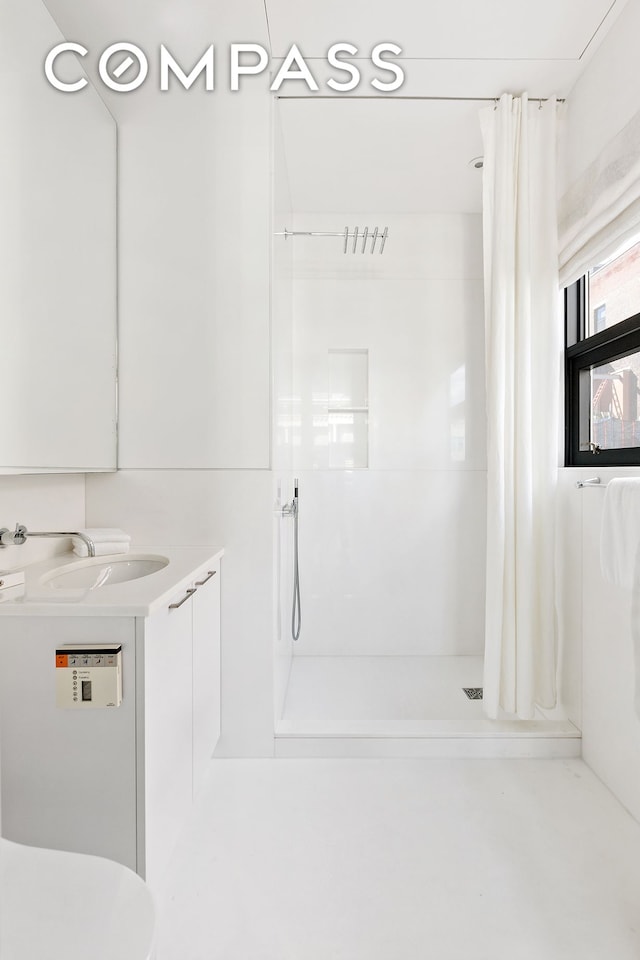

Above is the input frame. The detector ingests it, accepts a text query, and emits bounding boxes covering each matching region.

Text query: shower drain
[462,687,483,700]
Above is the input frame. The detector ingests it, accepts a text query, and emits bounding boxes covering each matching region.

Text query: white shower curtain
[480,94,560,720]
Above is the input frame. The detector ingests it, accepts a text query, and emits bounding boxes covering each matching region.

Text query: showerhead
[275,226,389,254]
[344,226,388,255]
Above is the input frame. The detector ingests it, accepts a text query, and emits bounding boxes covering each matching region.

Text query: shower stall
[271,96,578,755]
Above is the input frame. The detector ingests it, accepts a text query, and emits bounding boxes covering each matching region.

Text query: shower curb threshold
[273,731,582,759]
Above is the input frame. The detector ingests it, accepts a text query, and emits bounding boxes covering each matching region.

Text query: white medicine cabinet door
[1,1,117,473]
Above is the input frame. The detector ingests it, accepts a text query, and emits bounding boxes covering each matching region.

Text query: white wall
[290,212,486,657]
[558,0,640,817]
[581,468,640,823]
[559,467,640,823]
[0,475,86,569]
[555,470,584,728]
[559,0,640,193]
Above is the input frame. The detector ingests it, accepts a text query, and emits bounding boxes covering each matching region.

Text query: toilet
[0,838,155,959]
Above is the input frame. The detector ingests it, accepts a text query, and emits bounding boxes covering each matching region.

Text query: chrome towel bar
[575,477,608,488]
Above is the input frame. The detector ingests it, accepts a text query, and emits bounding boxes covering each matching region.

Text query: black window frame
[565,275,640,466]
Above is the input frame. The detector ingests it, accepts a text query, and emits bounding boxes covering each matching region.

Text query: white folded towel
[72,528,131,558]
[78,528,130,543]
[600,478,640,589]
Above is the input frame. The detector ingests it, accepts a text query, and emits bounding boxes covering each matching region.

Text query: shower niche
[327,349,369,470]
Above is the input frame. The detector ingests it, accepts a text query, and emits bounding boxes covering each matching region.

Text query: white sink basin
[41,555,169,591]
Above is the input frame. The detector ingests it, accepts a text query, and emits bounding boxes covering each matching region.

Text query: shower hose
[291,490,301,642]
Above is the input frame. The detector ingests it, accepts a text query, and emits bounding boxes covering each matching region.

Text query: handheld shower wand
[281,479,301,641]
[281,479,302,642]
[291,479,301,642]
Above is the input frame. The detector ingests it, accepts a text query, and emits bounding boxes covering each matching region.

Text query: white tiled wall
[290,212,486,657]
[294,469,486,656]
[0,475,85,568]
[556,0,640,818]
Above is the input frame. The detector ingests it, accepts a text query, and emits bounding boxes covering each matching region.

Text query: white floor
[277,656,579,738]
[155,758,640,960]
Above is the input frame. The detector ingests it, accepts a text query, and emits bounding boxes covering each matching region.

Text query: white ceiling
[265,0,619,61]
[277,98,486,214]
[42,0,629,215]
[269,0,627,214]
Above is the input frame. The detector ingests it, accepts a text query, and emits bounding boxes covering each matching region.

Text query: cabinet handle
[195,570,217,586]
[169,588,197,610]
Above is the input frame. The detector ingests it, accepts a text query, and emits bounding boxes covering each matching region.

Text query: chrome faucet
[0,524,96,557]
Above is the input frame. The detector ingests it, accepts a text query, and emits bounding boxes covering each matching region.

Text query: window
[593,304,606,333]
[565,235,640,466]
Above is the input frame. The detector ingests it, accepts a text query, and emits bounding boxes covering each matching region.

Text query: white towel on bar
[600,478,640,589]
[72,528,131,558]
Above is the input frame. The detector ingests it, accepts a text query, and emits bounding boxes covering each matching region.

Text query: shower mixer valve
[281,479,299,518]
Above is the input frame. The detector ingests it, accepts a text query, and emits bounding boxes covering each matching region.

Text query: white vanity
[0,545,223,891]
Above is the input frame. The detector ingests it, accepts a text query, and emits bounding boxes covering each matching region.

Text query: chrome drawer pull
[169,588,196,610]
[195,570,216,586]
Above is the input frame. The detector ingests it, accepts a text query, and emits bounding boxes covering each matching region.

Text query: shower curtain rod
[275,95,565,103]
